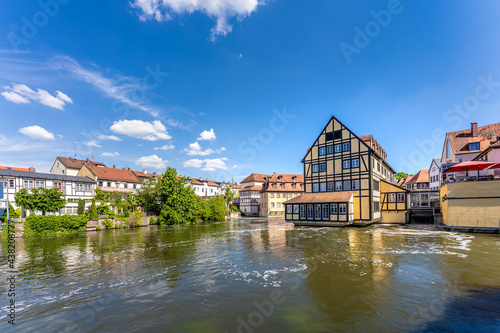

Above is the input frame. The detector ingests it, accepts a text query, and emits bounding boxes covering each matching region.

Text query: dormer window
[469,142,480,151]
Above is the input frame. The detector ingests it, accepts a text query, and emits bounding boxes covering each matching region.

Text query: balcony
[99,186,134,194]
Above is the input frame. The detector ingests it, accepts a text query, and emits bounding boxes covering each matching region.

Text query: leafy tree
[157,167,199,225]
[395,172,409,182]
[135,178,159,214]
[1,204,20,222]
[77,199,85,215]
[199,196,226,221]
[223,187,236,212]
[89,198,98,220]
[14,188,66,215]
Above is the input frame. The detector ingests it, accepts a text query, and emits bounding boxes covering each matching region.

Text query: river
[1,218,499,332]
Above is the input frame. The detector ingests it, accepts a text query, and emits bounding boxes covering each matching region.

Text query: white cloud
[130,0,264,41]
[102,152,120,157]
[1,83,73,110]
[154,143,175,150]
[183,141,214,156]
[95,134,122,141]
[18,125,56,140]
[183,157,228,171]
[110,119,172,141]
[197,128,216,141]
[84,140,102,147]
[54,55,160,117]
[136,155,168,169]
[239,53,243,59]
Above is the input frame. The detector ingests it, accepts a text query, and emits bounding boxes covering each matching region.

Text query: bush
[89,199,98,220]
[230,205,238,213]
[199,196,226,222]
[77,199,85,215]
[24,215,88,236]
[103,219,114,229]
[1,204,20,222]
[149,216,159,225]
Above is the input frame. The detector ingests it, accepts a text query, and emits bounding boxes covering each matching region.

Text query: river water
[1,218,500,332]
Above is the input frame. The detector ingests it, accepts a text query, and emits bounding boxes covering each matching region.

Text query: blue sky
[1,0,500,181]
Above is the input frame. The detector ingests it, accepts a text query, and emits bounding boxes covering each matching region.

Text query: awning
[284,192,353,204]
[443,161,496,173]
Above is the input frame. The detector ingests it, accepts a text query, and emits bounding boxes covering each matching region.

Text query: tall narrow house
[284,116,408,226]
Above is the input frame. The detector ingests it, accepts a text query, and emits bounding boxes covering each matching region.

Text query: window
[327,146,334,154]
[24,180,34,189]
[330,204,337,213]
[327,182,334,192]
[53,181,62,189]
[76,183,83,191]
[292,184,296,189]
[98,181,103,186]
[319,147,326,155]
[277,202,281,208]
[469,142,480,151]
[377,162,380,172]
[271,202,275,208]
[85,184,91,192]
[312,165,319,173]
[373,202,380,212]
[277,193,280,198]
[307,204,313,219]
[133,184,137,190]
[289,193,292,198]
[446,140,450,158]
[124,183,128,189]
[335,181,342,191]
[319,164,326,172]
[281,184,285,189]
[343,160,350,169]
[294,205,299,213]
[315,204,321,220]
[339,203,347,214]
[320,183,326,192]
[352,180,360,190]
[342,143,350,151]
[333,130,342,140]
[300,205,306,219]
[322,204,329,220]
[373,180,380,191]
[107,182,111,187]
[313,183,319,192]
[352,159,359,168]
[325,132,333,141]
[335,144,341,153]
[343,181,351,190]
[287,205,293,213]
[388,193,396,203]
[273,184,277,189]
[35,180,44,188]
[9,179,14,187]
[271,193,274,198]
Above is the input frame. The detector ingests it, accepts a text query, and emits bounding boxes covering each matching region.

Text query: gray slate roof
[0,169,95,183]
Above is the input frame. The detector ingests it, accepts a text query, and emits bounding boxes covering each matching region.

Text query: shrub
[199,196,226,222]
[77,199,85,215]
[89,199,98,220]
[149,216,159,225]
[230,205,238,213]
[103,219,114,229]
[24,215,88,236]
[95,226,101,231]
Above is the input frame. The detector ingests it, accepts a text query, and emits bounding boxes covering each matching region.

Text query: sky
[1,0,500,181]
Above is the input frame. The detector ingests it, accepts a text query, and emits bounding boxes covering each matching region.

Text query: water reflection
[0,221,499,332]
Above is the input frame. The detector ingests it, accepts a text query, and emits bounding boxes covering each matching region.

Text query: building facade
[284,116,409,226]
[77,164,142,194]
[240,173,271,216]
[259,173,304,217]
[429,159,442,190]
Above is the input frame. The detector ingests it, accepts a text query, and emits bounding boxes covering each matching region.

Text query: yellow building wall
[76,165,95,180]
[440,181,500,228]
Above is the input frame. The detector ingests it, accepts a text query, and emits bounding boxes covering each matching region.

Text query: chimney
[113,165,116,169]
[471,122,478,137]
[86,158,90,163]
[143,169,148,174]
[29,167,36,172]
[128,167,131,171]
[153,172,157,175]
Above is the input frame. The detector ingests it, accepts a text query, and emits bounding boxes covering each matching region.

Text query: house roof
[445,123,500,156]
[0,169,95,183]
[86,164,142,183]
[265,173,304,183]
[57,156,105,169]
[132,170,160,179]
[241,173,272,184]
[0,166,30,172]
[405,170,429,184]
[240,185,263,192]
[284,192,354,204]
[400,175,415,187]
[473,140,500,161]
[260,173,304,193]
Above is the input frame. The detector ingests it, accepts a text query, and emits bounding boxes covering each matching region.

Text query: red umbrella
[443,161,496,178]
[486,163,500,170]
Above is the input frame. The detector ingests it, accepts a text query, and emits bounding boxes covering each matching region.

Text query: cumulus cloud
[110,119,172,141]
[154,143,175,150]
[136,155,168,169]
[183,157,228,171]
[18,125,56,140]
[1,83,73,110]
[183,141,214,156]
[95,134,122,141]
[130,0,264,41]
[102,152,120,157]
[197,128,216,141]
[84,140,102,147]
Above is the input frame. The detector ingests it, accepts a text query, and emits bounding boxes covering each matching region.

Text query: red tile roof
[284,192,354,204]
[133,170,160,179]
[446,122,500,155]
[0,166,30,172]
[241,173,272,184]
[405,170,429,184]
[260,173,304,193]
[58,156,105,169]
[87,164,141,183]
[240,185,263,192]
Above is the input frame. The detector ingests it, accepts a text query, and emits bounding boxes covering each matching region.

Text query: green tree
[395,172,409,182]
[223,187,236,212]
[1,204,20,222]
[199,196,226,221]
[157,167,198,225]
[14,188,66,215]
[77,199,85,215]
[89,198,98,220]
[135,178,159,214]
